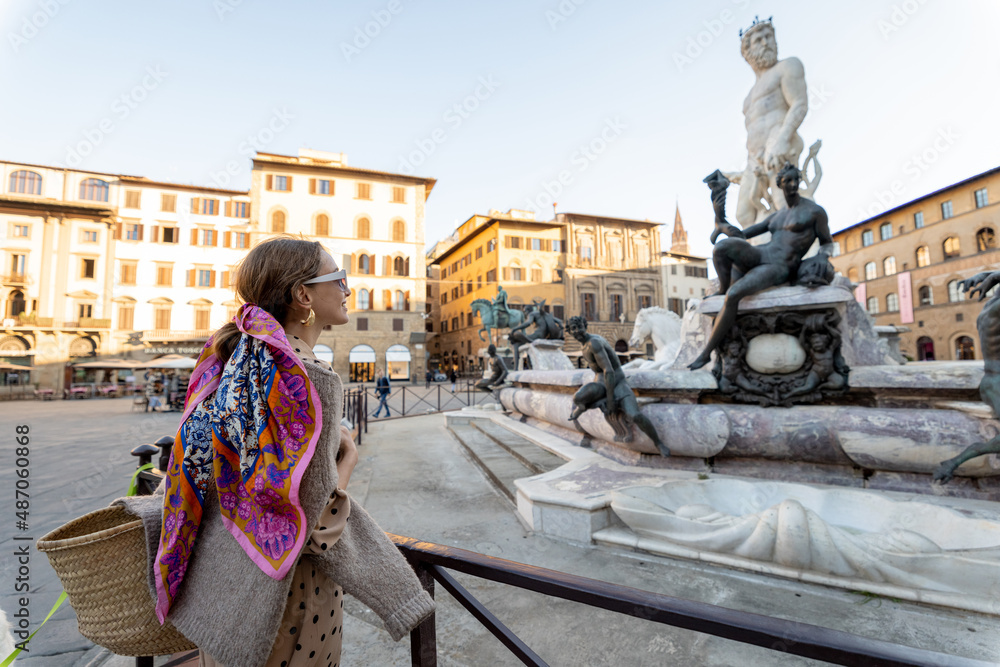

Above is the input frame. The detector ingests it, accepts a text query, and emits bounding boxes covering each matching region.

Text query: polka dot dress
[199,337,348,667]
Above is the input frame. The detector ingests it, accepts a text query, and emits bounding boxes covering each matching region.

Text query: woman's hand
[335,425,358,490]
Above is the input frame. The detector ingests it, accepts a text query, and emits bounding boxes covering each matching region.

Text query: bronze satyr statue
[566,316,670,457]
[475,343,508,392]
[688,162,834,371]
[935,272,1000,483]
[508,299,564,370]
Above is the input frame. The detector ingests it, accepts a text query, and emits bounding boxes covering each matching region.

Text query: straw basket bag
[37,505,195,656]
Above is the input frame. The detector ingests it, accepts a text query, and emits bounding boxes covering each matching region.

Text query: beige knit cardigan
[114,363,435,667]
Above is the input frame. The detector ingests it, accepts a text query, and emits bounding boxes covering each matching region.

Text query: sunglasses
[303,269,349,291]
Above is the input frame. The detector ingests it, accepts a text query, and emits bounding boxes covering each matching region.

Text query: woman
[148,237,434,667]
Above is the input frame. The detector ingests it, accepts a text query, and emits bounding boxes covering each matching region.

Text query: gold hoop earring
[301,309,315,327]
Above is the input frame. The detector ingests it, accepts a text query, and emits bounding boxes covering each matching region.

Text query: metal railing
[359,380,497,421]
[392,535,997,667]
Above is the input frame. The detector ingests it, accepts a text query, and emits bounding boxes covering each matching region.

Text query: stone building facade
[429,209,663,372]
[830,166,1000,361]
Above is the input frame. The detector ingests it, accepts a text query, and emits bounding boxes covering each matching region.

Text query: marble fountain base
[450,411,1000,616]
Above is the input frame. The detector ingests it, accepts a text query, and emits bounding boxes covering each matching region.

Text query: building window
[79,178,109,202]
[486,268,496,284]
[267,175,291,191]
[117,304,134,330]
[194,308,211,331]
[879,222,892,241]
[12,224,29,238]
[861,230,874,247]
[393,318,404,331]
[530,238,543,251]
[956,335,975,360]
[123,223,140,241]
[120,262,137,285]
[610,294,624,321]
[357,289,371,310]
[9,254,26,280]
[976,228,996,252]
[477,275,483,290]
[356,183,372,200]
[78,303,93,320]
[638,295,652,310]
[847,267,859,282]
[315,214,330,237]
[231,231,248,249]
[864,262,877,281]
[82,230,98,243]
[941,200,953,219]
[505,236,522,249]
[310,179,333,195]
[9,170,41,195]
[124,190,141,209]
[202,229,216,246]
[271,210,286,234]
[882,256,897,276]
[451,317,459,331]
[917,336,935,361]
[156,265,172,286]
[579,246,593,263]
[916,245,930,267]
[582,292,597,320]
[531,267,542,282]
[947,280,967,302]
[475,246,483,260]
[161,193,176,212]
[913,211,924,228]
[393,256,407,276]
[886,292,899,312]
[191,198,219,215]
[391,186,406,203]
[197,269,212,287]
[356,317,369,331]
[918,285,933,306]
[867,296,879,314]
[553,304,565,320]
[975,188,989,209]
[356,217,371,239]
[358,254,372,275]
[154,306,171,330]
[81,258,96,279]
[392,219,406,242]
[504,266,523,281]
[228,201,250,218]
[942,236,960,259]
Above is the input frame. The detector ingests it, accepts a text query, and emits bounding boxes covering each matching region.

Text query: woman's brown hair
[211,236,325,365]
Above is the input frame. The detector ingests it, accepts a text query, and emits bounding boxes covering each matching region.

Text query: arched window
[847,267,859,282]
[917,336,935,361]
[356,217,371,239]
[9,170,41,195]
[916,246,930,267]
[392,219,406,242]
[79,178,109,202]
[864,262,877,281]
[358,254,372,275]
[393,256,406,276]
[314,213,329,236]
[270,210,285,233]
[356,288,371,310]
[6,289,26,318]
[947,280,967,302]
[393,290,408,311]
[976,227,996,252]
[879,222,892,241]
[477,275,483,290]
[313,343,333,365]
[886,292,899,312]
[882,256,897,277]
[943,236,960,259]
[867,296,879,314]
[955,336,975,360]
[918,285,933,306]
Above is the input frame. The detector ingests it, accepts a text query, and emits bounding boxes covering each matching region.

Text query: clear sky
[2,0,998,260]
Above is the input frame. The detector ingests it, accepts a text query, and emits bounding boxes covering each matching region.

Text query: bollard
[154,435,174,472]
[130,443,159,468]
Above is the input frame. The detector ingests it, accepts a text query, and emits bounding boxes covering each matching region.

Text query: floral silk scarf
[153,304,323,623]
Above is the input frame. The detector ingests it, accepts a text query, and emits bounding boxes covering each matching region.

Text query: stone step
[471,420,565,475]
[448,423,536,503]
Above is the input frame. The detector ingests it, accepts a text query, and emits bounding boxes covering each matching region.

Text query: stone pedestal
[525,339,573,371]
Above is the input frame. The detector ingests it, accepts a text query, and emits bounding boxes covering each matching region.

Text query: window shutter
[191,229,199,245]
[309,178,316,194]
[151,226,160,243]
[221,271,230,288]
[404,257,410,276]
[382,256,389,276]
[405,291,410,311]
[266,175,273,190]
[286,176,293,191]
[211,230,219,246]
[225,201,231,217]
[191,197,199,213]
[383,290,392,310]
[222,231,230,248]
[186,269,195,287]
[343,254,353,273]
[209,271,216,287]
[115,222,122,239]
[138,225,144,241]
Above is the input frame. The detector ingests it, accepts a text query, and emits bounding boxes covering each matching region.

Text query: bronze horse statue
[470,298,524,345]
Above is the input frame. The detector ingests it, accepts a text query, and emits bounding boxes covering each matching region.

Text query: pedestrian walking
[126,237,433,667]
[374,368,391,418]
[425,369,432,389]
[449,368,458,393]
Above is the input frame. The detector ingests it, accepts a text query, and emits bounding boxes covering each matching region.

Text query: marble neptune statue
[724,17,822,229]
